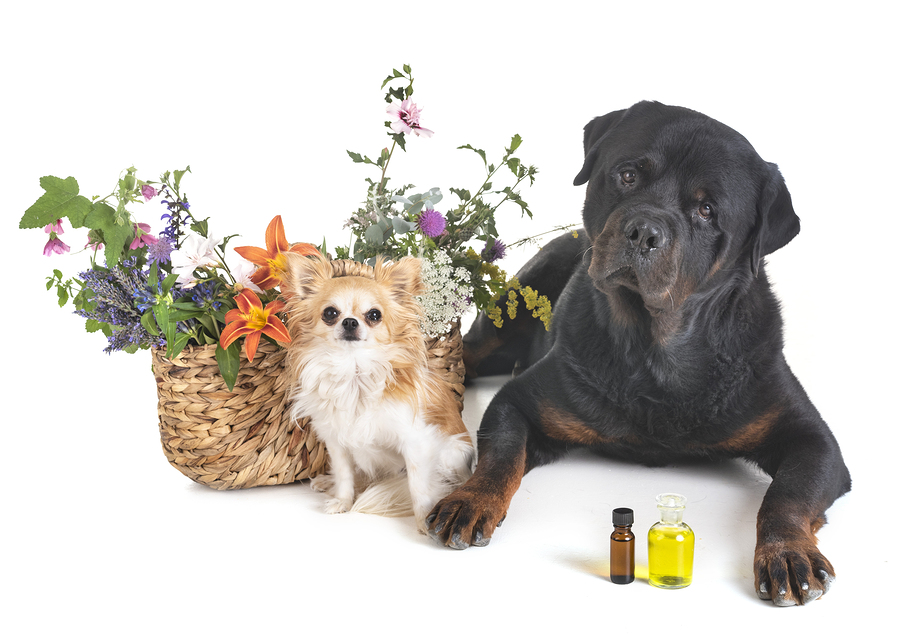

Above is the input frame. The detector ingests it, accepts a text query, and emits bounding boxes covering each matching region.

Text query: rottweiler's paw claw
[754,540,836,606]
[426,484,506,550]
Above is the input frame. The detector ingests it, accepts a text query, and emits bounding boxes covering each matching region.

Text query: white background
[2,1,897,632]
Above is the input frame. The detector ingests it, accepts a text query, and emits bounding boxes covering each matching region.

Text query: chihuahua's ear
[374,256,423,302]
[281,252,333,299]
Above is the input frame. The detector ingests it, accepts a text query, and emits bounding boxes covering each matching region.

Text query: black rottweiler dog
[427,101,851,606]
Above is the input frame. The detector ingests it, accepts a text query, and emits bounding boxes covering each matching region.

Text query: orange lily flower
[220,289,291,361]
[234,215,320,290]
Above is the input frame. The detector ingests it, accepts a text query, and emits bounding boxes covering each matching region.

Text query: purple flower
[386,99,434,138]
[141,184,158,201]
[418,210,446,238]
[481,239,506,263]
[147,236,174,264]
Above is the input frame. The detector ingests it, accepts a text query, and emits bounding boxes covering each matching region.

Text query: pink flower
[43,235,70,256]
[86,229,104,252]
[44,219,64,234]
[386,99,434,137]
[141,184,158,201]
[130,223,159,250]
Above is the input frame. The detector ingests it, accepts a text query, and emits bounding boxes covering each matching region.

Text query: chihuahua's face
[282,253,425,354]
[310,277,393,346]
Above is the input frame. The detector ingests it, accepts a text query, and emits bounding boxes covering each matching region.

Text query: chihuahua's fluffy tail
[350,474,414,517]
[350,435,475,517]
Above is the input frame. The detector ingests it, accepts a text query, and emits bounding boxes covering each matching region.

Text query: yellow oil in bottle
[647,493,694,589]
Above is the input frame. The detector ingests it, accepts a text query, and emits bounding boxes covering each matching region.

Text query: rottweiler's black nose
[624,217,667,254]
[342,317,359,332]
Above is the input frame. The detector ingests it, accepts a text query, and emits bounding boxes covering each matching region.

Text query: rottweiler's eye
[365,309,382,324]
[697,203,713,220]
[621,170,637,185]
[322,307,339,323]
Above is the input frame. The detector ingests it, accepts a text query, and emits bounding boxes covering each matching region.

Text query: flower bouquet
[338,65,574,338]
[20,169,328,488]
[20,64,569,489]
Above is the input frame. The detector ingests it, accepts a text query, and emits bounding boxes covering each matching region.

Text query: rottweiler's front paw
[754,540,835,606]
[426,485,507,549]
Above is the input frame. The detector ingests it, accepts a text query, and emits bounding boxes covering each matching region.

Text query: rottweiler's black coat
[427,101,850,606]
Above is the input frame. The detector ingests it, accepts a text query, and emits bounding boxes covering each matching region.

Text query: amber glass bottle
[610,507,635,584]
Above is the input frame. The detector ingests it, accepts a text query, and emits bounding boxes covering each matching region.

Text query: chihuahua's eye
[322,307,339,324]
[365,309,382,324]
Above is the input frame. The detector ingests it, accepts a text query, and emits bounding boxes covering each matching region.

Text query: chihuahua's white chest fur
[290,343,473,532]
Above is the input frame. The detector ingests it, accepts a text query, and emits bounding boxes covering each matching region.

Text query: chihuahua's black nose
[342,317,359,332]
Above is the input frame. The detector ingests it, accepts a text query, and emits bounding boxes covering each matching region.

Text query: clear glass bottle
[610,507,635,584]
[648,493,694,589]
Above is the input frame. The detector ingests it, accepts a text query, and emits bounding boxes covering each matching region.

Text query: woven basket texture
[151,259,465,490]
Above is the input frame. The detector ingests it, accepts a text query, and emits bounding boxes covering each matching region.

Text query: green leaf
[56,285,68,307]
[365,224,387,245]
[450,188,471,202]
[141,311,159,337]
[197,314,218,334]
[173,166,191,190]
[391,217,416,234]
[160,273,178,295]
[84,201,135,268]
[509,134,523,153]
[459,144,487,165]
[169,309,203,321]
[215,341,241,391]
[507,158,521,177]
[347,150,365,163]
[19,176,93,229]
[85,319,104,334]
[190,217,209,237]
[169,332,192,360]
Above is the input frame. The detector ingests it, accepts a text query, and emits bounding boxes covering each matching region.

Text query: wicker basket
[151,259,465,490]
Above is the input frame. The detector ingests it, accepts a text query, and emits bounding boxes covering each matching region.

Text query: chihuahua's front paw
[324,497,352,515]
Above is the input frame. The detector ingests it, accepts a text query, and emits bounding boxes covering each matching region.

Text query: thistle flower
[417,210,446,238]
[481,239,507,263]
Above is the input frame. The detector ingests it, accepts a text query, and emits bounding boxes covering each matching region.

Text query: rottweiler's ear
[750,163,800,276]
[573,109,626,186]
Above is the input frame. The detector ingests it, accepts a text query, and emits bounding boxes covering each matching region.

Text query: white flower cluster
[417,251,473,339]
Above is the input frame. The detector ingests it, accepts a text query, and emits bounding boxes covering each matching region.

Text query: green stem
[377,140,398,196]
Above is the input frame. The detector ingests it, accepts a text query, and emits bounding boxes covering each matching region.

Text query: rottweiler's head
[574,101,799,320]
